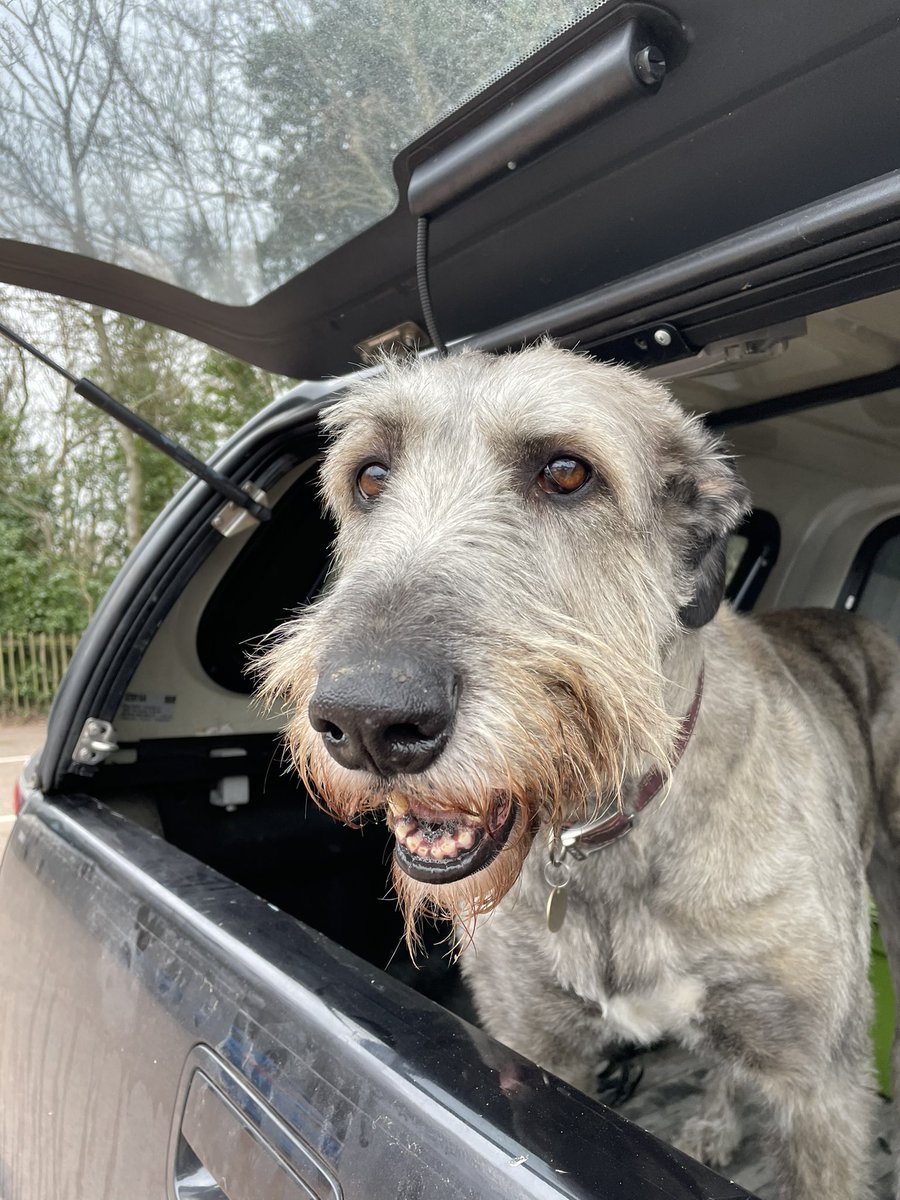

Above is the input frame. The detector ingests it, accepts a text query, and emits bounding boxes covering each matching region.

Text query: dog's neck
[559,662,704,857]
[626,615,711,786]
[660,620,711,722]
[555,616,715,859]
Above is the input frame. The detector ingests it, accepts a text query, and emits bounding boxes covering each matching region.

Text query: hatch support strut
[0,318,271,525]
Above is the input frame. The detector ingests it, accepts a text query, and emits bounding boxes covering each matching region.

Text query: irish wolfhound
[260,344,900,1200]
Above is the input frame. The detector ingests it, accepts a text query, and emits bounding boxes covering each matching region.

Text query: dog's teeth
[389,796,409,815]
[398,817,482,861]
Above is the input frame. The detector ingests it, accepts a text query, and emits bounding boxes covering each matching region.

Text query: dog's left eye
[357,461,390,501]
[538,457,591,495]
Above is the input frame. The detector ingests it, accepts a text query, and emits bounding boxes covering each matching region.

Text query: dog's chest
[525,861,707,1045]
[600,978,704,1045]
[549,906,703,1044]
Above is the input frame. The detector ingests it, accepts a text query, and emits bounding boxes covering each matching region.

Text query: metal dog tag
[544,856,571,933]
[545,885,568,932]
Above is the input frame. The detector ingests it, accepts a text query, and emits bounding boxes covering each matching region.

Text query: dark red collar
[558,669,704,859]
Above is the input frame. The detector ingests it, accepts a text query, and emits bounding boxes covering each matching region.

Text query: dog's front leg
[754,1060,876,1200]
[674,1064,741,1169]
[483,999,611,1099]
[698,975,877,1200]
[462,948,610,1098]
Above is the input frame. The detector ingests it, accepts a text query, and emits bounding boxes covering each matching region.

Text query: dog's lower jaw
[391,801,537,949]
[393,795,519,884]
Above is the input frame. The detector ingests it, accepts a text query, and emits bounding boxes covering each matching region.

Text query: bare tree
[0,0,278,549]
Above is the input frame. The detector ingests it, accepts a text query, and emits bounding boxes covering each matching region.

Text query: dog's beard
[257,606,677,954]
[390,799,535,955]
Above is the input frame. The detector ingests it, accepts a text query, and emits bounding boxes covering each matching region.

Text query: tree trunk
[88,307,143,550]
[117,427,143,550]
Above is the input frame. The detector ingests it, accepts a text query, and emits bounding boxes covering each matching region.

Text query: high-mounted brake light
[406,13,680,360]
[407,19,667,220]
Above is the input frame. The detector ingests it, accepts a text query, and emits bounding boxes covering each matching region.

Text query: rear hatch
[2,1,900,378]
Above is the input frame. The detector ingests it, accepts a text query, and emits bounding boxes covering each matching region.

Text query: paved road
[0,720,46,859]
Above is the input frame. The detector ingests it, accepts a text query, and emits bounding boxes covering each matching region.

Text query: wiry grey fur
[260,344,900,1200]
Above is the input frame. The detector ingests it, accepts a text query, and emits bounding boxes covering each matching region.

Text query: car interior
[78,287,900,1194]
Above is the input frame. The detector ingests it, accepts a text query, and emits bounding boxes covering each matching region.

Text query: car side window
[725,509,780,612]
[839,516,900,640]
[196,468,335,694]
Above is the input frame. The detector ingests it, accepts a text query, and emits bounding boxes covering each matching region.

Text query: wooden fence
[0,633,79,718]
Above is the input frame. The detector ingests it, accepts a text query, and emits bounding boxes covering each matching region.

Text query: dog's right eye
[357,462,390,501]
[538,456,591,495]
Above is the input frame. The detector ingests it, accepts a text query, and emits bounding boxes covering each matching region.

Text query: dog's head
[258,345,748,947]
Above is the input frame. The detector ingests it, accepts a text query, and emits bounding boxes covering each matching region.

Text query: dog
[259,344,900,1200]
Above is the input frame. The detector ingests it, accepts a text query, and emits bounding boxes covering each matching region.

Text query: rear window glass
[725,509,780,612]
[0,1,598,303]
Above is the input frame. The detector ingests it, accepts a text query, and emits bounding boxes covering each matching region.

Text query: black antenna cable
[415,217,447,357]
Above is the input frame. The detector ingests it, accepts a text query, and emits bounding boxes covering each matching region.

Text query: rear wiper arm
[0,318,271,524]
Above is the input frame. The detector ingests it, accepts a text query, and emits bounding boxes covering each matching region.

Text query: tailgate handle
[173,1067,341,1200]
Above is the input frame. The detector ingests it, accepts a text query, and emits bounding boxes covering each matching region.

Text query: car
[1,1,899,1197]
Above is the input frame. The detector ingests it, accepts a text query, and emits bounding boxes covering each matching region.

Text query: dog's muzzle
[308,647,458,776]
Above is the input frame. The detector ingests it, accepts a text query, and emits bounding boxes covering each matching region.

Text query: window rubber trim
[726,509,780,613]
[837,514,900,613]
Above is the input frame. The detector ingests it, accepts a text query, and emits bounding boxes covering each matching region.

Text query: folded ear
[662,420,751,629]
[679,529,730,628]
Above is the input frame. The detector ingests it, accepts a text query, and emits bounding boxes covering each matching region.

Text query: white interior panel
[115,291,900,742]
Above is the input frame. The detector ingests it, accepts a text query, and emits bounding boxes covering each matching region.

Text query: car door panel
[0,794,756,1200]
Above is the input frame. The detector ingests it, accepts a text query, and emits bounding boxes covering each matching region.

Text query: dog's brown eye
[357,461,390,501]
[538,457,591,495]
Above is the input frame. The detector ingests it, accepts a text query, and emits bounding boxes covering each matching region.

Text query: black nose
[308,650,458,776]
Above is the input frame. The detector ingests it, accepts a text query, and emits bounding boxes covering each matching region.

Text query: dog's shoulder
[752,606,896,665]
[747,606,900,721]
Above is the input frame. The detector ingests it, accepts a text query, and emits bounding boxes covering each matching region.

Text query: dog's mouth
[390,795,517,884]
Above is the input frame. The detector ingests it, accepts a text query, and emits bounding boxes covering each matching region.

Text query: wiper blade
[0,317,271,524]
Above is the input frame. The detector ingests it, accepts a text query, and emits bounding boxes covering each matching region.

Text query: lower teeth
[395,818,480,860]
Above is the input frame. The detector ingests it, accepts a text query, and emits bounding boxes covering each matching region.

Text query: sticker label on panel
[120,691,176,723]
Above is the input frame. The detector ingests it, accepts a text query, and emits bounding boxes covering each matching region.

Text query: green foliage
[0,520,103,633]
[200,350,281,430]
[0,290,292,638]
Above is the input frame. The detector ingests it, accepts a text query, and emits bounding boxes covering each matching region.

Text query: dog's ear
[663,421,750,629]
[680,528,730,629]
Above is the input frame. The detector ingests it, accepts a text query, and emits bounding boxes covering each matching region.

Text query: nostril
[308,706,348,743]
[309,656,458,775]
